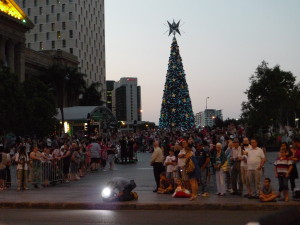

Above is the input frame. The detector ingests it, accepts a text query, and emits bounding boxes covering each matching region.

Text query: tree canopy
[241,61,300,135]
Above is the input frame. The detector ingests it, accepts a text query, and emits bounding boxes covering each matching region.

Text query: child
[157,172,173,194]
[259,178,277,202]
[172,178,191,198]
[164,149,176,179]
[274,148,293,202]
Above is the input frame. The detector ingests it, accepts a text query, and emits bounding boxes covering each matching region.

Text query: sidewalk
[0,152,299,210]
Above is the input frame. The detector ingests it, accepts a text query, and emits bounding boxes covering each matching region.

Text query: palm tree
[80,82,103,106]
[65,67,86,106]
[41,64,67,134]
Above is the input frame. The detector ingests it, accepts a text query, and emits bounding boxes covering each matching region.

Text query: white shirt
[177,149,186,167]
[151,147,164,163]
[15,153,29,170]
[241,145,251,167]
[164,155,176,172]
[246,147,265,170]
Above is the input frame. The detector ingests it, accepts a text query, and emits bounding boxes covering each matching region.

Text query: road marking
[137,168,152,170]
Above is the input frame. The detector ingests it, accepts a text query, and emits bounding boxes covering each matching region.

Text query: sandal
[189,195,197,201]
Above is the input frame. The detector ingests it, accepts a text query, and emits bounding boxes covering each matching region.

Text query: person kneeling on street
[102,177,138,202]
[157,172,173,194]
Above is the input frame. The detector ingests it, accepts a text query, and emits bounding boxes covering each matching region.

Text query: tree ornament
[172,108,176,112]
[172,78,176,82]
[172,66,176,69]
[172,123,175,126]
[172,93,176,97]
[183,98,186,102]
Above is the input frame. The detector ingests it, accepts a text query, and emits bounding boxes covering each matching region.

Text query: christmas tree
[159,36,195,130]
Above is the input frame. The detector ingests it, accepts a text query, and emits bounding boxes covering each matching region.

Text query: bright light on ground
[101,187,111,198]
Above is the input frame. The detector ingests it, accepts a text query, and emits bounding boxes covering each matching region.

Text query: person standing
[241,138,251,197]
[213,143,227,196]
[15,146,29,190]
[119,137,128,164]
[150,140,165,192]
[245,138,266,198]
[30,146,42,188]
[195,141,210,197]
[230,138,243,195]
[90,138,101,171]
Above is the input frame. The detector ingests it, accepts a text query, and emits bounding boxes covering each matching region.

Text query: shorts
[91,158,100,164]
[0,169,6,180]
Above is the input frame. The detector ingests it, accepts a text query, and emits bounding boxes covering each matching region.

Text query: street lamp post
[206,97,209,110]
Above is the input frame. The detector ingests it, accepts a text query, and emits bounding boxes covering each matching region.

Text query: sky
[105,0,300,124]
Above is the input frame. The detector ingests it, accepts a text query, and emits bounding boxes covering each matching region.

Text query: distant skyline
[105,0,300,124]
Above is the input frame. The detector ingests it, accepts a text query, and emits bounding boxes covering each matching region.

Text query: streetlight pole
[206,97,209,110]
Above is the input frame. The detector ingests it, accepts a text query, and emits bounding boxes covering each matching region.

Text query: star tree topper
[168,19,181,36]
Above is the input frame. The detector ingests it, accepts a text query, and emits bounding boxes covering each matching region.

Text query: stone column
[15,42,26,82]
[7,40,15,73]
[0,35,7,65]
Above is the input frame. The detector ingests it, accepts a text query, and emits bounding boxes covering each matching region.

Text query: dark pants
[121,149,128,163]
[278,175,289,192]
[153,162,165,190]
[117,180,136,201]
[231,162,243,193]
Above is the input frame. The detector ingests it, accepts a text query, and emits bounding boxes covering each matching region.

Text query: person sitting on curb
[102,177,138,202]
[172,178,191,198]
[259,178,278,202]
[157,172,173,194]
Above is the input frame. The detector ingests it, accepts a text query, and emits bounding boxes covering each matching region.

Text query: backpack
[185,157,195,174]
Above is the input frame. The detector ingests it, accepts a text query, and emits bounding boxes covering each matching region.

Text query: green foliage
[0,64,25,135]
[23,78,57,138]
[0,64,57,137]
[80,82,102,106]
[159,37,195,129]
[242,61,300,134]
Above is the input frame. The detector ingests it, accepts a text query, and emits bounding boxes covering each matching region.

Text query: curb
[0,202,299,210]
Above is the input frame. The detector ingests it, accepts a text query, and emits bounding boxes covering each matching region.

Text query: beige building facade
[15,0,106,100]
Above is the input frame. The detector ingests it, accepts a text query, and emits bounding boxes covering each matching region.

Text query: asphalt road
[0,209,274,225]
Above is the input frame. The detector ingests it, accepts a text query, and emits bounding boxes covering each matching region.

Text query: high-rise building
[15,0,106,100]
[106,80,115,112]
[112,77,142,124]
[195,109,223,127]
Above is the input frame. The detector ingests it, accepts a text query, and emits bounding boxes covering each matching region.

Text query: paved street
[0,209,275,225]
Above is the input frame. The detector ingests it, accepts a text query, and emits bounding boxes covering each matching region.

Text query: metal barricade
[41,159,64,185]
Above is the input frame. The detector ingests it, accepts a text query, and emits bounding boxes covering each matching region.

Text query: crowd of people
[1,126,300,205]
[0,134,142,191]
[150,128,300,202]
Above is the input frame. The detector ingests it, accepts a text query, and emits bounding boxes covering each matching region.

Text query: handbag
[221,160,229,172]
[185,157,195,174]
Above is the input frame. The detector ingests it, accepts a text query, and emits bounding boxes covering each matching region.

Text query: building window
[46,0,50,5]
[46,32,50,40]
[51,5,55,13]
[39,24,43,32]
[51,23,55,31]
[27,8,31,16]
[62,4,65,12]
[57,31,61,39]
[40,42,44,50]
[34,16,37,24]
[46,14,49,23]
[52,41,55,49]
[62,40,66,48]
[69,48,73,54]
[34,0,37,7]
[62,22,66,30]
[69,30,73,38]
[22,0,26,8]
[69,12,73,20]
[39,7,43,15]
[28,43,31,49]
[57,13,60,21]
[34,34,38,41]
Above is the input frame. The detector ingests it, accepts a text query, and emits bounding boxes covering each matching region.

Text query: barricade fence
[5,159,65,188]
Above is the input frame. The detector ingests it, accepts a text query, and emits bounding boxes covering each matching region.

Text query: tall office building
[106,80,115,112]
[195,109,223,127]
[16,0,106,100]
[112,77,142,124]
